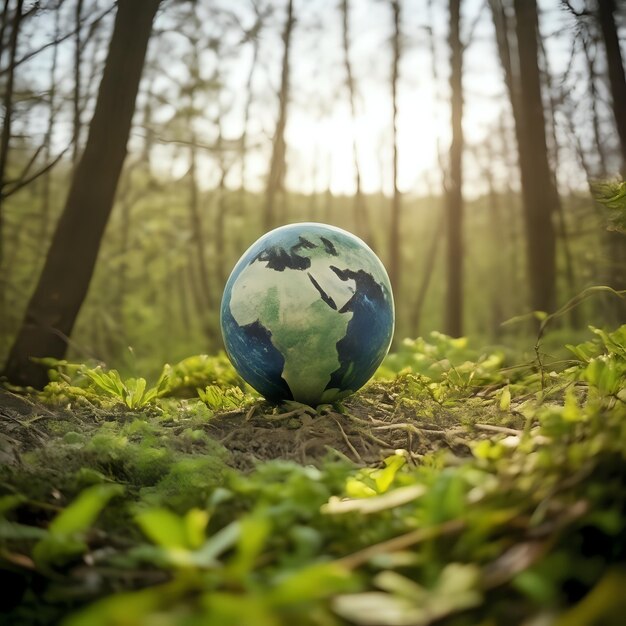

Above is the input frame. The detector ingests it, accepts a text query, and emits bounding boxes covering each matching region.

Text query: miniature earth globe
[220,222,395,406]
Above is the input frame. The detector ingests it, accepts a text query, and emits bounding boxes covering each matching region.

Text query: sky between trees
[10,0,623,198]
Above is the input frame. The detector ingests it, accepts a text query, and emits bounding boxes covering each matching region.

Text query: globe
[220,223,395,406]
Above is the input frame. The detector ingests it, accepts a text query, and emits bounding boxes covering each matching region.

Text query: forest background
[0,0,624,385]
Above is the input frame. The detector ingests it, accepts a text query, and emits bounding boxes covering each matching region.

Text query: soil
[0,385,503,473]
[205,386,479,470]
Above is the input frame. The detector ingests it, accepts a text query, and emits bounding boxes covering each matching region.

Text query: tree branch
[0,4,114,76]
[2,144,70,199]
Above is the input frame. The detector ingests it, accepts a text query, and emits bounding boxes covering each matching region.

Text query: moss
[140,454,229,512]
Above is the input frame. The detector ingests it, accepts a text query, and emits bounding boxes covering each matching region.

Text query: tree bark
[411,214,444,336]
[214,117,229,290]
[239,7,264,203]
[596,0,626,323]
[187,129,214,312]
[538,32,580,327]
[445,0,464,337]
[581,34,608,174]
[490,0,558,314]
[388,0,401,295]
[341,0,371,245]
[514,0,557,314]
[264,0,294,230]
[597,0,626,175]
[40,6,61,254]
[0,0,23,340]
[240,37,259,198]
[3,0,160,387]
[72,0,84,166]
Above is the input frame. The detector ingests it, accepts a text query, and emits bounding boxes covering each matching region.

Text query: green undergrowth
[0,325,625,625]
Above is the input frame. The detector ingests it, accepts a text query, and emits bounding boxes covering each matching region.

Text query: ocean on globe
[220,223,395,406]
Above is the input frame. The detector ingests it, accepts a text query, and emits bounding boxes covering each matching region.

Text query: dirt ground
[0,384,510,473]
[204,386,488,470]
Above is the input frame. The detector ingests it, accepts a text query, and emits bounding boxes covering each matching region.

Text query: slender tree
[4,0,161,387]
[214,111,232,289]
[264,0,294,230]
[445,0,464,337]
[184,32,215,316]
[39,6,61,252]
[595,0,626,320]
[388,0,401,294]
[72,0,84,165]
[0,0,24,338]
[514,0,558,313]
[489,0,558,314]
[581,34,608,174]
[341,0,371,244]
[538,34,580,326]
[239,2,266,200]
[596,0,626,174]
[411,214,444,336]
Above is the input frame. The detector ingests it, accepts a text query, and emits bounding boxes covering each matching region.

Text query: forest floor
[1,327,625,626]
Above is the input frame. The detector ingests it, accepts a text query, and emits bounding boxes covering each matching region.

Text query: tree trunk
[0,0,11,56]
[490,0,558,315]
[264,0,294,231]
[514,0,557,314]
[388,0,401,295]
[597,0,626,174]
[215,118,229,289]
[40,6,61,254]
[482,145,505,337]
[596,0,626,323]
[72,0,84,166]
[341,0,371,245]
[411,214,444,336]
[0,0,23,340]
[538,33,580,327]
[3,0,160,387]
[240,34,260,201]
[445,0,464,337]
[514,0,558,314]
[581,35,608,174]
[177,266,192,337]
[187,131,214,312]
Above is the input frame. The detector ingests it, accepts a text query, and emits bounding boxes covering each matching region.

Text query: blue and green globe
[220,223,394,405]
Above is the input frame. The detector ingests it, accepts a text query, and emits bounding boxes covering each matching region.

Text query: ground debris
[203,383,488,469]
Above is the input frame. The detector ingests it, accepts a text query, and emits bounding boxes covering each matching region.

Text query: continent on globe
[220,223,394,406]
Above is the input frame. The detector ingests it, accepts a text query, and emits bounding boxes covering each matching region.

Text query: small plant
[591,179,626,233]
[197,384,252,411]
[84,367,169,408]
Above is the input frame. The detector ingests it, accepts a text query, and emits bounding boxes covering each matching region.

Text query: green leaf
[228,512,271,578]
[49,484,123,535]
[124,377,147,408]
[499,385,511,411]
[270,562,357,605]
[372,453,406,493]
[136,508,188,549]
[0,519,48,540]
[193,520,241,567]
[84,368,127,401]
[33,484,123,566]
[198,384,247,410]
[184,508,210,550]
[0,494,26,513]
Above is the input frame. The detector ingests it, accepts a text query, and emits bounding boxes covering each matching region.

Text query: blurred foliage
[1,324,625,624]
[591,180,626,233]
[1,170,616,378]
